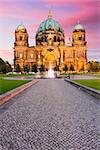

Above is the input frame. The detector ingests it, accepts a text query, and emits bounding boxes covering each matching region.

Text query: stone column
[61,50,63,64]
[57,51,60,66]
[37,50,42,69]
[74,58,79,72]
[14,49,16,71]
[59,49,64,72]
[84,60,87,71]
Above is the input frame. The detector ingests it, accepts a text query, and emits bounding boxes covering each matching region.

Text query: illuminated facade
[14,11,87,72]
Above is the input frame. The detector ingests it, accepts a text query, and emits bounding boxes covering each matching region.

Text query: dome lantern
[48,10,52,19]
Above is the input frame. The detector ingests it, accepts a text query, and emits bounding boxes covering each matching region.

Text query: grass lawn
[0,79,31,95]
[82,72,100,77]
[0,74,35,77]
[60,72,100,77]
[73,79,100,90]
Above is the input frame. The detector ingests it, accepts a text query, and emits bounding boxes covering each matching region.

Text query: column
[61,50,63,64]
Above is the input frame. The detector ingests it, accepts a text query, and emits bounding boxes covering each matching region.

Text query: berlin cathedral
[14,11,87,72]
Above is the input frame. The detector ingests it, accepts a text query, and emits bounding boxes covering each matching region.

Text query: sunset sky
[0,0,100,64]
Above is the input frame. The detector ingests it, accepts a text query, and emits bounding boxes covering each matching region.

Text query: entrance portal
[44,54,56,70]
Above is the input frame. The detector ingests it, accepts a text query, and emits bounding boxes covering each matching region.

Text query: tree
[54,65,59,71]
[70,64,74,71]
[87,61,100,72]
[23,65,30,73]
[0,58,5,65]
[15,64,21,73]
[39,64,45,72]
[5,61,12,72]
[93,61,100,72]
[0,58,12,73]
[31,64,37,73]
[63,65,68,72]
[0,65,7,73]
[0,58,6,73]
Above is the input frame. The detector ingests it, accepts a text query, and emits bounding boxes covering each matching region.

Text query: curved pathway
[0,79,100,150]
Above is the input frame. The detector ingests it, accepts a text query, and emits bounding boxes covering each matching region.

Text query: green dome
[74,23,85,31]
[37,18,64,33]
[16,24,27,32]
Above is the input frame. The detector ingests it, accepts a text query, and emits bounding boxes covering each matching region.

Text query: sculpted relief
[65,50,73,58]
[78,50,84,58]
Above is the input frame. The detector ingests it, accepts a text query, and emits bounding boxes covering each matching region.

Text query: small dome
[74,23,85,31]
[16,24,26,32]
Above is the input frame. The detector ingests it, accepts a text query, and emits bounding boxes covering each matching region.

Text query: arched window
[79,37,82,40]
[58,37,60,42]
[20,36,22,40]
[31,54,33,58]
[41,37,43,42]
[45,36,47,42]
[54,36,56,42]
[19,53,22,58]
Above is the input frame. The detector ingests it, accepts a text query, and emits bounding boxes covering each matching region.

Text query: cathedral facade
[14,11,87,72]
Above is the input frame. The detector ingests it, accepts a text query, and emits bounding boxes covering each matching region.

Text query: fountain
[46,63,55,78]
[35,69,41,78]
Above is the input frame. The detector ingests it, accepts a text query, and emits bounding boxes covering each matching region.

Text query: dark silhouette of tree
[15,64,21,73]
[23,65,30,73]
[70,64,74,71]
[5,61,12,72]
[31,64,37,73]
[0,58,12,73]
[54,65,59,71]
[39,64,45,72]
[63,65,68,72]
[87,61,100,72]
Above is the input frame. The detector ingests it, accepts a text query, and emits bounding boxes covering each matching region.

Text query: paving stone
[0,79,100,150]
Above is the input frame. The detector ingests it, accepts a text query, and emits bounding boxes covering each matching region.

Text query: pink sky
[0,0,100,64]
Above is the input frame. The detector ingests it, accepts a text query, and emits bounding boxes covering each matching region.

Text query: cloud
[0,1,46,22]
[0,49,13,64]
[0,0,99,63]
[87,50,100,61]
[42,0,97,7]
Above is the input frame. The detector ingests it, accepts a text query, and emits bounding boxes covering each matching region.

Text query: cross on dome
[77,20,80,24]
[48,10,52,19]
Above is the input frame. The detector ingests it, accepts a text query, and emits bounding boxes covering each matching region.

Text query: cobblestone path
[0,79,100,150]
